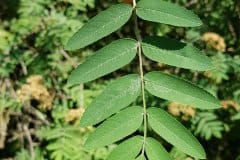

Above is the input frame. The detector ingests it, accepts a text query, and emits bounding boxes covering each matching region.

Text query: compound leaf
[81,74,141,127]
[148,107,206,159]
[136,0,202,27]
[106,136,143,160]
[65,4,133,50]
[142,36,213,71]
[84,106,143,149]
[144,71,220,109]
[68,39,137,85]
[145,137,172,160]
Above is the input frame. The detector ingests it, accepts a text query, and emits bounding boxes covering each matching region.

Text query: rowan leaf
[135,156,146,160]
[106,136,143,160]
[148,107,206,159]
[142,36,213,71]
[136,0,202,27]
[68,39,137,85]
[144,71,220,109]
[145,137,172,160]
[84,106,143,149]
[65,4,133,50]
[81,74,141,127]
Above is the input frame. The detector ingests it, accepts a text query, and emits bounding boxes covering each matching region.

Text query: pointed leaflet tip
[65,4,133,51]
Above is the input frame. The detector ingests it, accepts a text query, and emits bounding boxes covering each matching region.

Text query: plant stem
[23,125,35,160]
[133,1,147,158]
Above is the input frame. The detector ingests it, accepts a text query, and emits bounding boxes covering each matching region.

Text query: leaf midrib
[76,46,137,80]
[89,109,143,147]
[86,81,140,124]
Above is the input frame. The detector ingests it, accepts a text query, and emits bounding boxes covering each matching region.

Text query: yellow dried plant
[65,107,85,125]
[168,102,196,121]
[17,75,53,110]
[202,32,226,52]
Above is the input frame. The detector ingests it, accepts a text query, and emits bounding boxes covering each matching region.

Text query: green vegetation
[0,0,239,160]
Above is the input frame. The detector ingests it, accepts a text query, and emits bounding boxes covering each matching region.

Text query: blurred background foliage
[0,0,239,160]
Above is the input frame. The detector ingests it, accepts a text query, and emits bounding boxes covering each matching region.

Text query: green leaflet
[136,0,202,27]
[135,156,146,160]
[84,106,143,150]
[148,107,206,159]
[144,71,220,109]
[145,137,172,160]
[68,39,138,85]
[106,136,143,160]
[142,36,214,71]
[80,74,141,127]
[65,4,133,50]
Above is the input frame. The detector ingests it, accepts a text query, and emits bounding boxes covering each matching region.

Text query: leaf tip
[66,77,76,87]
[196,149,207,159]
[64,40,75,51]
[195,18,203,27]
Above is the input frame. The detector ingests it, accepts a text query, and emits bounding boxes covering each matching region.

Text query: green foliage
[191,112,228,140]
[66,0,220,159]
[106,136,143,160]
[206,53,229,84]
[65,4,133,50]
[39,126,90,160]
[136,0,202,27]
[135,156,146,160]
[81,74,141,127]
[142,36,214,71]
[145,137,172,160]
[148,107,205,159]
[68,39,138,85]
[169,147,190,160]
[145,71,220,109]
[1,0,239,160]
[84,106,143,149]
[15,148,44,160]
[39,125,112,160]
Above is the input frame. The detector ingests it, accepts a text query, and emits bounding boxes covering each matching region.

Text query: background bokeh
[0,0,240,159]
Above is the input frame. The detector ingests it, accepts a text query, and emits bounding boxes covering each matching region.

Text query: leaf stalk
[133,0,147,158]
